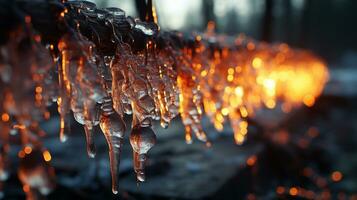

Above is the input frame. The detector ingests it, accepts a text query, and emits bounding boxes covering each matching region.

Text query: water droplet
[129,125,156,182]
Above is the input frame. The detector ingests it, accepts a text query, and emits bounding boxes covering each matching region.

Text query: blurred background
[3,0,357,199]
[93,0,357,65]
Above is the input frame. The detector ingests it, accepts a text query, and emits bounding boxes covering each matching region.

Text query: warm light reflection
[43,150,52,162]
[246,155,257,166]
[178,32,329,144]
[24,146,32,155]
[289,187,298,196]
[1,113,9,122]
[331,171,343,182]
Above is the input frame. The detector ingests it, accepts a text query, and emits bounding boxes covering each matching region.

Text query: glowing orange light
[13,124,26,130]
[43,150,52,162]
[18,150,25,158]
[200,70,207,77]
[266,99,276,109]
[303,95,315,107]
[1,113,10,122]
[289,187,298,196]
[234,133,244,144]
[23,184,30,193]
[252,57,263,69]
[35,86,43,93]
[24,146,32,154]
[247,42,255,50]
[221,108,229,116]
[235,87,244,96]
[240,107,248,118]
[331,171,343,182]
[246,155,257,166]
[187,42,328,144]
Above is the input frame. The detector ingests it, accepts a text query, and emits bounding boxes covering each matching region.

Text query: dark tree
[135,0,147,21]
[201,0,215,31]
[283,0,292,44]
[299,0,312,47]
[261,0,274,42]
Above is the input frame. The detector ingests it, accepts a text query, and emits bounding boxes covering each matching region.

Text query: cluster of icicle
[57,32,171,194]
[0,0,329,197]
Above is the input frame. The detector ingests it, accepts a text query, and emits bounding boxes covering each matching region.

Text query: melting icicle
[57,55,71,142]
[83,125,96,158]
[57,97,71,143]
[99,97,126,194]
[129,125,156,182]
[83,100,99,158]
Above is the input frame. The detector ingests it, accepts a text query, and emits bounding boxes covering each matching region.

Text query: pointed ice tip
[112,188,118,194]
[60,135,68,143]
[160,121,168,129]
[136,172,145,182]
[88,151,96,158]
[87,143,96,158]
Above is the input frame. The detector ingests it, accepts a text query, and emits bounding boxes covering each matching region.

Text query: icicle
[110,59,124,117]
[99,97,126,194]
[83,100,99,158]
[129,125,156,182]
[59,111,71,142]
[83,125,96,158]
[57,62,71,142]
